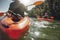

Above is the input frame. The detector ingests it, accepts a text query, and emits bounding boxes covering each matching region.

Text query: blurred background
[0,0,60,40]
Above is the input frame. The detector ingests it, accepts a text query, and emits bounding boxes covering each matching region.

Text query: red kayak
[0,16,30,40]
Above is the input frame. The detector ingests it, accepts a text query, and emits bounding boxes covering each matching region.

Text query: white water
[23,18,50,40]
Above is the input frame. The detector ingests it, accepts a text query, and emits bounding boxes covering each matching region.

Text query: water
[21,18,60,40]
[20,18,50,40]
[0,18,60,40]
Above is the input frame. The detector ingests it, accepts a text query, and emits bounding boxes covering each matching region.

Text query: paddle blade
[0,11,4,16]
[33,1,43,6]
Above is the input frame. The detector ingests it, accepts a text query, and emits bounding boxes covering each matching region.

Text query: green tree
[45,0,60,20]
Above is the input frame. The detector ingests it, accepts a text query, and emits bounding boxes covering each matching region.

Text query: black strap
[1,24,9,28]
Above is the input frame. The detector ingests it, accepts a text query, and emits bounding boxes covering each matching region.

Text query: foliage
[45,0,60,20]
[28,3,46,17]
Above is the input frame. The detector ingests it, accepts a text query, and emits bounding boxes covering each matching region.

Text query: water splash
[24,18,50,40]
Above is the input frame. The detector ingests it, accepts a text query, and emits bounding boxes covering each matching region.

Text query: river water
[0,17,60,40]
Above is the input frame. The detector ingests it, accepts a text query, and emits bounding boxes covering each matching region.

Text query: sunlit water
[22,18,50,40]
